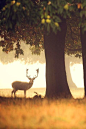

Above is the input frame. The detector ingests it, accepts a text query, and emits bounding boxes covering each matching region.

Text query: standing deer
[11,69,39,98]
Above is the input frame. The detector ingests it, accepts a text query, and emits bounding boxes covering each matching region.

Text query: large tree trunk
[44,18,72,98]
[80,28,86,97]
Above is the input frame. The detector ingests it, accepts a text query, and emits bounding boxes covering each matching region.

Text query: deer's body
[11,69,39,98]
[12,81,33,90]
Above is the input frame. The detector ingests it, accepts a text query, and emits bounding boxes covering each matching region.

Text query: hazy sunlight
[0,60,84,89]
[70,63,84,88]
[0,61,46,89]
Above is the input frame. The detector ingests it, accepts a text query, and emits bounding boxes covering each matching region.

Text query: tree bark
[44,18,72,98]
[80,28,86,97]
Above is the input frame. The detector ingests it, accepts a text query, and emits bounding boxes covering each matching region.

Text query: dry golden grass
[0,97,86,129]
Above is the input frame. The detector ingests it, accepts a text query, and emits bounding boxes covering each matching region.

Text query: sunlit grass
[0,97,86,129]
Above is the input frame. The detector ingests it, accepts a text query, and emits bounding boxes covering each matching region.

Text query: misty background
[0,41,84,89]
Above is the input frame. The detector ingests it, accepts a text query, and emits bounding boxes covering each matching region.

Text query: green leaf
[47,24,50,32]
[82,1,86,7]
[53,16,61,22]
[58,7,63,14]
[80,11,84,18]
[10,23,12,29]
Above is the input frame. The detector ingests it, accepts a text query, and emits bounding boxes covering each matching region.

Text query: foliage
[1,0,86,33]
[0,0,40,30]
[0,0,86,57]
[0,21,44,57]
[65,16,82,57]
[0,0,44,57]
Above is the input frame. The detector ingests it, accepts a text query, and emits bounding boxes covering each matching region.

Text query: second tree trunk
[44,18,72,98]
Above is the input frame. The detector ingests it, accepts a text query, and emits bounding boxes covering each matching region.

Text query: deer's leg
[13,89,17,98]
[24,90,26,98]
[11,89,16,98]
[11,89,14,97]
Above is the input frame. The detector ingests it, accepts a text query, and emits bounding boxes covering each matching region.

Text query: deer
[11,69,39,98]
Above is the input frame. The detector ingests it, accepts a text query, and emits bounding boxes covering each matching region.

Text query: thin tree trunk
[65,56,77,89]
[80,28,86,97]
[44,18,72,98]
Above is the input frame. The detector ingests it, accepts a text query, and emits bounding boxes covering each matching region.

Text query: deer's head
[26,69,39,83]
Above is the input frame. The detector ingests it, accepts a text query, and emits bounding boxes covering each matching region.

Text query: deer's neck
[29,81,33,85]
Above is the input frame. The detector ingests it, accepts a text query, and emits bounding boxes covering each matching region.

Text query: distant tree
[65,55,77,89]
[80,28,86,97]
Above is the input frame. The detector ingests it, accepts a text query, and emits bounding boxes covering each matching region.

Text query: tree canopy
[1,0,86,30]
[0,0,86,58]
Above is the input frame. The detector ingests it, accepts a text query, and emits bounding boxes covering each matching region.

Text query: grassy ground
[0,97,86,129]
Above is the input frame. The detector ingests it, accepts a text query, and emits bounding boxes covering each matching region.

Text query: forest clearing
[0,88,86,129]
[1,1,86,128]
